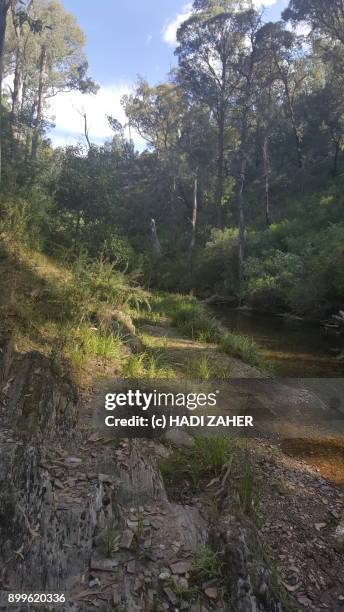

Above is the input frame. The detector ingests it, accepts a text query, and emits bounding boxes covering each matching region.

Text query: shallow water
[212,307,344,378]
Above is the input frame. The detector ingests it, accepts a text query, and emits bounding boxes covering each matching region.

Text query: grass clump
[65,325,124,372]
[186,355,232,381]
[167,580,200,605]
[160,435,232,493]
[121,351,175,380]
[237,459,256,516]
[97,524,120,558]
[195,436,232,476]
[220,331,263,368]
[171,298,220,343]
[191,546,223,583]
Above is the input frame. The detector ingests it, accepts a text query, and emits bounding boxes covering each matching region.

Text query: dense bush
[194,228,240,296]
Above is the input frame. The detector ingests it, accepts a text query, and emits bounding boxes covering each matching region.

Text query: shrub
[72,256,150,311]
[242,250,303,312]
[194,228,240,296]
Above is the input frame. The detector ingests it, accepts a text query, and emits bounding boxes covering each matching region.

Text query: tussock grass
[134,310,162,326]
[186,355,232,381]
[171,300,219,343]
[121,351,175,380]
[97,523,120,558]
[237,459,256,516]
[220,331,263,368]
[191,546,223,582]
[160,435,232,492]
[67,326,124,371]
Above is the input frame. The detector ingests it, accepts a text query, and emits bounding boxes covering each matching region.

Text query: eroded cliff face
[0,334,287,612]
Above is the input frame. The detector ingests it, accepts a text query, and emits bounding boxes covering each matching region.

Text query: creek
[212,307,344,377]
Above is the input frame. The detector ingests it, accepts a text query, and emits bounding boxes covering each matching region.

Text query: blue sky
[50,0,288,147]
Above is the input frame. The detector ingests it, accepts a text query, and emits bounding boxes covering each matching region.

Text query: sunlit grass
[66,325,124,371]
[121,350,176,379]
[220,331,263,368]
[148,293,264,371]
[186,355,232,381]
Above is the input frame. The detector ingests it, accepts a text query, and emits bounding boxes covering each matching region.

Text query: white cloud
[48,83,145,149]
[252,0,278,6]
[294,22,312,36]
[162,3,192,47]
[161,1,280,47]
[285,20,312,37]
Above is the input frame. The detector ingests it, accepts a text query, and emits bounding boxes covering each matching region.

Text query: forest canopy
[0,0,344,320]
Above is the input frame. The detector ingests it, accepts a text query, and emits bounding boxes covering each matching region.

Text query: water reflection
[212,307,344,377]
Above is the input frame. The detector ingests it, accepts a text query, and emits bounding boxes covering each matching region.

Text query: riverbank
[210,305,344,377]
[0,242,343,610]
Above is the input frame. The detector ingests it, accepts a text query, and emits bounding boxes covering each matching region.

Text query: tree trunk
[283,79,303,169]
[215,105,225,228]
[170,173,177,240]
[238,155,247,273]
[150,218,162,256]
[0,0,11,185]
[237,98,251,283]
[332,138,341,177]
[31,44,47,160]
[189,171,198,260]
[262,136,271,226]
[10,45,23,160]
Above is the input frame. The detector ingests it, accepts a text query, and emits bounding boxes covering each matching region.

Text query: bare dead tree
[75,106,91,149]
[150,218,162,256]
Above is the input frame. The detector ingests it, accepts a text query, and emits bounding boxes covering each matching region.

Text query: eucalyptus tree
[175,0,253,226]
[0,0,11,92]
[283,0,344,46]
[0,0,11,183]
[123,80,186,241]
[4,0,96,162]
[258,22,310,169]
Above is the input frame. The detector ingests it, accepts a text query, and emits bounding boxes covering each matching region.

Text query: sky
[50,0,289,148]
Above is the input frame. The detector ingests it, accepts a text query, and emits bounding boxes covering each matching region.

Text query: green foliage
[0,189,51,249]
[71,256,149,311]
[220,332,263,368]
[67,325,123,371]
[170,297,220,343]
[186,355,232,381]
[194,436,232,476]
[242,250,303,297]
[160,435,232,493]
[195,228,240,297]
[97,523,120,558]
[121,351,175,379]
[191,546,223,583]
[237,459,256,516]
